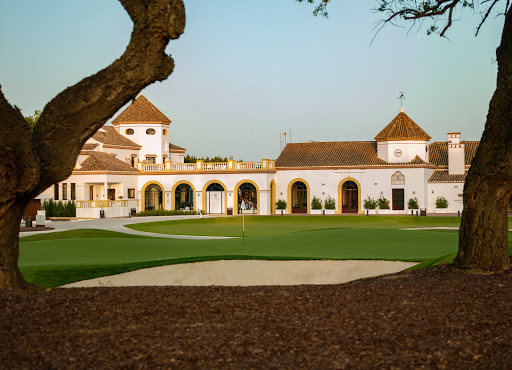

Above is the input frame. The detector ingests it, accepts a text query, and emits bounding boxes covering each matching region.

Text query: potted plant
[311,196,322,214]
[324,196,336,214]
[436,196,449,213]
[408,197,419,210]
[364,196,378,215]
[378,195,390,214]
[275,199,287,215]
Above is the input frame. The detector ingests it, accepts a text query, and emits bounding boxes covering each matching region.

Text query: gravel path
[1,264,511,368]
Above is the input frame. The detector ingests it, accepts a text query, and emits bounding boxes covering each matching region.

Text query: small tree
[408,197,419,210]
[436,196,449,209]
[311,196,322,209]
[363,196,378,210]
[276,199,287,210]
[378,196,390,210]
[324,196,336,210]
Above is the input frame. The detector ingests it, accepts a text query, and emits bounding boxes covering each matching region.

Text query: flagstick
[243,211,245,245]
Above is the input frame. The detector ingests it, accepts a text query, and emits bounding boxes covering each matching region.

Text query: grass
[125,215,466,237]
[18,216,512,288]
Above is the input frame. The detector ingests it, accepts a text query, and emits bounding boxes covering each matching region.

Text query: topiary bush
[276,199,287,210]
[436,196,449,208]
[324,196,336,210]
[378,196,390,209]
[42,199,76,217]
[311,196,322,209]
[364,196,378,210]
[408,197,419,209]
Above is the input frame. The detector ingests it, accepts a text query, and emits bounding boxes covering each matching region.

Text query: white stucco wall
[116,123,170,164]
[377,141,429,163]
[427,182,464,214]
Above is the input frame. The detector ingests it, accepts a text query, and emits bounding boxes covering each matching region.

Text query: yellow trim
[270,179,276,214]
[338,177,363,214]
[141,180,165,212]
[233,179,260,215]
[287,178,311,214]
[202,180,228,215]
[171,181,196,210]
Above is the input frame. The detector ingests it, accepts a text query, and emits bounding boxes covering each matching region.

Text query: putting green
[125,215,465,237]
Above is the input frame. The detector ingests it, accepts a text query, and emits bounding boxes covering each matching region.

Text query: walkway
[20,216,235,240]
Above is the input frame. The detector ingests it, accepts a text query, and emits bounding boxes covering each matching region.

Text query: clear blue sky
[0,0,503,161]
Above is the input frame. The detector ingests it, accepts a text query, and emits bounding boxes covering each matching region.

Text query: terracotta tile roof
[275,142,430,168]
[75,151,139,172]
[429,170,467,183]
[112,95,171,124]
[82,143,99,150]
[428,141,479,167]
[169,144,186,152]
[375,111,431,141]
[91,126,141,148]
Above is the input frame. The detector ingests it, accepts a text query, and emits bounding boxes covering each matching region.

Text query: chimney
[447,132,465,175]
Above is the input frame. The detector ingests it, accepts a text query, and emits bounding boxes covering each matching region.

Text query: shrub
[41,199,76,217]
[436,196,449,208]
[311,196,322,209]
[378,196,390,209]
[363,196,378,210]
[276,199,287,210]
[324,196,336,210]
[408,197,419,209]
[135,209,197,217]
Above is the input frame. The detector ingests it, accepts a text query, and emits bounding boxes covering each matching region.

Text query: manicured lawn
[126,215,466,237]
[18,216,512,288]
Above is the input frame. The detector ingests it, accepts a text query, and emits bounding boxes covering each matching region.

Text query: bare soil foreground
[1,265,511,368]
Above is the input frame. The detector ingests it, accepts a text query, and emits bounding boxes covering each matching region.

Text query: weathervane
[398,91,405,108]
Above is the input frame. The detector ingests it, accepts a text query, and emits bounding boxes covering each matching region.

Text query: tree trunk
[454,7,512,272]
[0,0,185,290]
[0,198,36,289]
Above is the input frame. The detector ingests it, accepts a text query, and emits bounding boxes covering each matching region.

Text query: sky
[0,0,504,161]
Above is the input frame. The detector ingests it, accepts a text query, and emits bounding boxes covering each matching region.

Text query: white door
[207,191,224,214]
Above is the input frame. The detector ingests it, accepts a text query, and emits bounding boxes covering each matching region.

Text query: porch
[138,159,275,173]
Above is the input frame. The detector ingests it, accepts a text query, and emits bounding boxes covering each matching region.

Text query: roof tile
[112,95,171,124]
[91,126,141,148]
[375,111,431,141]
[76,151,139,172]
[429,170,467,183]
[428,141,479,167]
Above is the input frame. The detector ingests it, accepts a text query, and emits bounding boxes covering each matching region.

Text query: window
[145,156,156,164]
[146,128,155,135]
[130,155,137,167]
[62,183,68,200]
[391,171,405,185]
[163,129,168,136]
[128,189,135,199]
[71,183,76,200]
[126,128,134,135]
[392,189,405,210]
[54,183,59,200]
[108,189,115,201]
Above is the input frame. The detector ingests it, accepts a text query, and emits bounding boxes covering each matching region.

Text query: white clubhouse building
[41,95,477,218]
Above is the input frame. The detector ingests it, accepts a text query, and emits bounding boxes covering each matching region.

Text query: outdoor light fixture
[413,191,415,194]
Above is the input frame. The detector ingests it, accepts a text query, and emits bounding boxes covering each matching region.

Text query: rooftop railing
[139,159,274,172]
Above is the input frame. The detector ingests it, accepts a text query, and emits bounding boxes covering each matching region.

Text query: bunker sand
[63,260,417,287]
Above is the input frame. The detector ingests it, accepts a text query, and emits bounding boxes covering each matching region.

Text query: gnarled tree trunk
[0,0,185,289]
[454,7,512,272]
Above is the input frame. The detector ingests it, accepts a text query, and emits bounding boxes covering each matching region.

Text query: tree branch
[32,0,185,192]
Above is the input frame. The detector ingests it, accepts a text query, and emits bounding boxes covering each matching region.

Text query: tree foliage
[24,110,41,132]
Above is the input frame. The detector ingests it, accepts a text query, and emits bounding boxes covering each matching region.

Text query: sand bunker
[63,260,417,287]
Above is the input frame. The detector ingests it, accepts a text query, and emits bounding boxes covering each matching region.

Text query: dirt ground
[1,264,511,369]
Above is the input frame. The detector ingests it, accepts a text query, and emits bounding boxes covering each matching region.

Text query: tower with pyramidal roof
[113,94,172,164]
[375,108,431,163]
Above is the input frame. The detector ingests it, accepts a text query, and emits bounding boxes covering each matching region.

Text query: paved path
[20,216,235,240]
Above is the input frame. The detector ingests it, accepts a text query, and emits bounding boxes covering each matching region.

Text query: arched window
[391,171,405,185]
[163,129,168,136]
[125,128,134,135]
[238,183,257,214]
[146,128,155,135]
[291,181,308,213]
[175,183,193,210]
[145,184,163,211]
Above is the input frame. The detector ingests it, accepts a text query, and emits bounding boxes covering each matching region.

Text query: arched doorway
[145,183,163,211]
[342,181,358,213]
[205,182,225,214]
[292,181,308,213]
[237,182,257,214]
[175,183,194,210]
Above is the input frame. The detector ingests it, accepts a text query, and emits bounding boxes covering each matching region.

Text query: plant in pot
[364,196,378,214]
[311,196,322,214]
[436,196,449,213]
[276,199,287,214]
[408,197,419,210]
[378,195,390,214]
[324,196,336,214]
